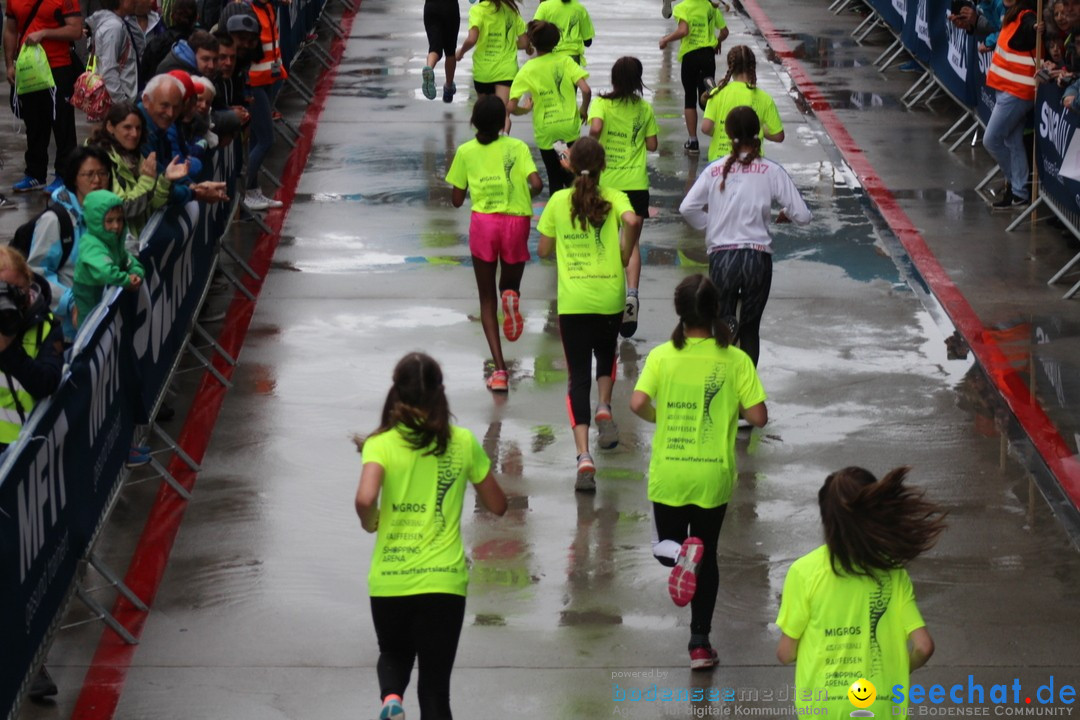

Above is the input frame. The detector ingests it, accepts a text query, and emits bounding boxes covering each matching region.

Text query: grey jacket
[87,10,138,103]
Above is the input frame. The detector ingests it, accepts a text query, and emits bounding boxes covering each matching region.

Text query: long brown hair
[568,136,611,231]
[600,56,646,102]
[705,45,757,102]
[720,106,763,190]
[487,0,520,14]
[671,274,731,349]
[363,353,453,456]
[87,101,146,159]
[819,467,947,577]
[1003,0,1036,26]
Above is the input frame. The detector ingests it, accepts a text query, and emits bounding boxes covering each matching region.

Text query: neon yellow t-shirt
[469,1,527,83]
[509,53,589,150]
[537,185,631,315]
[673,0,725,61]
[532,0,595,65]
[634,339,765,507]
[588,96,659,191]
[364,424,492,597]
[703,80,784,161]
[445,136,538,216]
[776,545,927,719]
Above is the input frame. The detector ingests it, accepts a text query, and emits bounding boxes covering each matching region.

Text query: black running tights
[653,502,728,637]
[370,593,466,719]
[708,248,773,366]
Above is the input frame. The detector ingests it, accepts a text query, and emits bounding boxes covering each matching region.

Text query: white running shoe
[245,188,283,211]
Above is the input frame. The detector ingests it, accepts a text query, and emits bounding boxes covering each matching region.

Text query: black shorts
[681,46,716,110]
[623,189,650,219]
[424,0,460,58]
[473,79,513,95]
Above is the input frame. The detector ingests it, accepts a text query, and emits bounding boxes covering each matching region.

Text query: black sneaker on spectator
[245,188,283,211]
[991,191,1026,211]
[684,138,699,154]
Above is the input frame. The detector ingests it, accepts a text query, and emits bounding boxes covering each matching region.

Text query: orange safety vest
[986,10,1036,101]
[249,0,287,87]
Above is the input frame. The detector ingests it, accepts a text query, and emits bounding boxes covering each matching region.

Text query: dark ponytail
[705,45,757,102]
[819,467,948,577]
[671,274,731,349]
[568,137,612,231]
[720,106,763,190]
[359,352,453,456]
[471,95,506,145]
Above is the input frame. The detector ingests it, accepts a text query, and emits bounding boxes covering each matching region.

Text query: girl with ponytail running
[631,274,767,671]
[776,466,945,718]
[588,56,658,338]
[532,0,595,67]
[679,106,811,367]
[355,353,508,720]
[456,0,528,106]
[537,137,642,492]
[702,45,785,163]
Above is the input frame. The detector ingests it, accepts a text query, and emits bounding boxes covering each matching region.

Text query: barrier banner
[280,0,328,70]
[0,299,135,720]
[133,143,240,416]
[903,0,933,62]
[974,49,995,126]
[1035,82,1080,226]
[928,0,979,106]
[867,0,907,33]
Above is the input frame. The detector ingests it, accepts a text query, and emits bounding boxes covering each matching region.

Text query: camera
[1036,67,1054,83]
[950,0,975,13]
[0,282,28,337]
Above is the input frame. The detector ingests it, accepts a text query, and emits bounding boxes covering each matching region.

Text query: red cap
[167,70,197,100]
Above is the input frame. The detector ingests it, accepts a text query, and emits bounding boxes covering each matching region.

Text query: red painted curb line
[739,0,1080,500]
[69,4,361,718]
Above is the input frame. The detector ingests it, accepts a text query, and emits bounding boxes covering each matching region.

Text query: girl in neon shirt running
[537,137,642,492]
[355,352,508,720]
[701,45,785,163]
[588,56,659,339]
[532,0,595,67]
[776,467,945,718]
[455,0,528,107]
[679,106,811,367]
[446,96,543,393]
[631,274,767,671]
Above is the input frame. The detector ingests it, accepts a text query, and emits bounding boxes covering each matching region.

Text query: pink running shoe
[689,645,719,671]
[668,537,704,607]
[501,289,523,341]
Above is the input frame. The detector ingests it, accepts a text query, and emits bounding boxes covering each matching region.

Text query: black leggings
[370,593,467,720]
[540,145,575,196]
[558,312,622,427]
[708,248,773,366]
[424,0,460,58]
[680,46,716,110]
[653,502,728,637]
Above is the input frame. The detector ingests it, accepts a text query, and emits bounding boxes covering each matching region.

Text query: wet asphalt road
[19,1,1080,718]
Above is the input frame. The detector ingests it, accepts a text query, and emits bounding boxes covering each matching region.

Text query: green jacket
[73,190,147,324]
[107,145,173,242]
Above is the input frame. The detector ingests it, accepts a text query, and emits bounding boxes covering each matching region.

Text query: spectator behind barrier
[209,32,248,140]
[138,73,229,204]
[156,28,218,75]
[3,0,85,194]
[244,0,290,211]
[181,75,218,156]
[948,0,1005,52]
[26,146,114,341]
[125,0,166,78]
[139,0,196,83]
[0,247,65,453]
[215,1,260,60]
[87,100,191,242]
[72,189,145,327]
[87,0,139,104]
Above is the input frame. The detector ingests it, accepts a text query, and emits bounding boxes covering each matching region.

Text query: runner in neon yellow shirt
[455,0,528,105]
[532,0,595,66]
[508,20,591,195]
[537,138,641,492]
[588,56,658,339]
[356,352,507,720]
[631,274,767,671]
[776,467,945,719]
[702,45,785,161]
[445,96,542,392]
[659,0,729,153]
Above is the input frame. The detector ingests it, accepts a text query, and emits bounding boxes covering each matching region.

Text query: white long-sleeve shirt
[679,155,812,253]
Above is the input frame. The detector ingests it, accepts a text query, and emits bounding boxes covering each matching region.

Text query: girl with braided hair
[537,137,642,492]
[630,274,767,671]
[702,45,785,162]
[776,466,945,718]
[355,352,507,720]
[679,106,810,368]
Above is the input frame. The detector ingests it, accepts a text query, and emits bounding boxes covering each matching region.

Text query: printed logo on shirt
[502,148,517,198]
[434,450,463,535]
[632,112,646,145]
[700,363,725,445]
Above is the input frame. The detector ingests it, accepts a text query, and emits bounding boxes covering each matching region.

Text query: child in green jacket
[73,189,145,326]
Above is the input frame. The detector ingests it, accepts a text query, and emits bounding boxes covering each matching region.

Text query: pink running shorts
[469,212,531,264]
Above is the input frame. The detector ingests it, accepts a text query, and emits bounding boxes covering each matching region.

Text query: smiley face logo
[848,679,877,709]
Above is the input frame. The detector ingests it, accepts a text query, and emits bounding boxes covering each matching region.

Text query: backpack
[11,205,77,271]
[140,29,180,84]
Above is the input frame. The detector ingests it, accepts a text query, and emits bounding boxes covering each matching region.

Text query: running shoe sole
[575,458,596,492]
[662,0,673,18]
[620,295,639,338]
[487,371,509,393]
[422,66,436,100]
[595,408,619,449]
[380,699,405,720]
[502,290,523,341]
[690,646,719,671]
[669,537,704,607]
